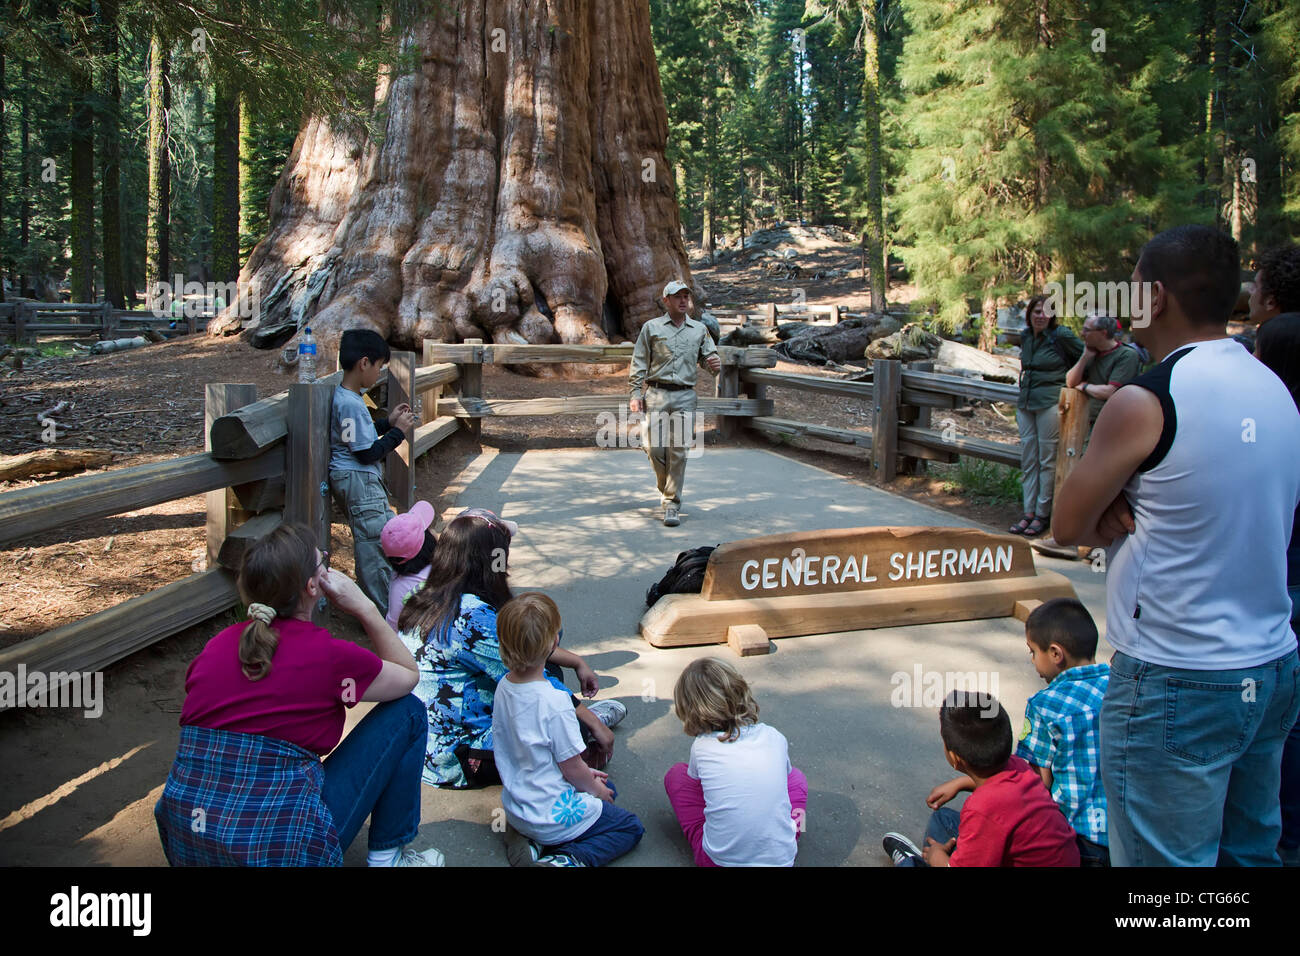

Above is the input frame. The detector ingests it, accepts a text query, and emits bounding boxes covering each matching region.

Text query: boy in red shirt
[884,690,1080,867]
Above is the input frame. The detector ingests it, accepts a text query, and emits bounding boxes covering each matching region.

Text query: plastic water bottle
[298,327,317,383]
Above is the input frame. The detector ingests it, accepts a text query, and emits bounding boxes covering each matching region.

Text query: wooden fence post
[1053,386,1090,505]
[13,301,27,370]
[206,384,258,565]
[716,362,741,441]
[829,304,841,324]
[763,303,777,328]
[458,337,484,442]
[386,350,417,512]
[285,381,334,627]
[871,359,901,482]
[898,360,933,476]
[422,339,443,433]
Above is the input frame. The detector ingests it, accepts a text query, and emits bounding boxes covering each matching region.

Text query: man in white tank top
[1055,225,1300,866]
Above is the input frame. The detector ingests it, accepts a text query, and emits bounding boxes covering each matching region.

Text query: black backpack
[646,546,718,607]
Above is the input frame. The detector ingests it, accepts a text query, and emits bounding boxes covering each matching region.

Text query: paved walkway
[373,447,1110,867]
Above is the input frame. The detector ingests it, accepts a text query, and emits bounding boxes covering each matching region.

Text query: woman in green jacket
[1011,295,1083,537]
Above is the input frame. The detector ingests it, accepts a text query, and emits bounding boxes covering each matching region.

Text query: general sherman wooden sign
[700,526,1036,601]
[640,526,1075,651]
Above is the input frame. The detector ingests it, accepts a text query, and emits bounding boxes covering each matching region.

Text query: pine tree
[892,0,1197,347]
[1261,0,1300,230]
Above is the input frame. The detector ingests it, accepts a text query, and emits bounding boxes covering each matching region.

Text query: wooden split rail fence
[1,300,215,370]
[0,338,1048,700]
[709,302,848,328]
[737,359,1024,480]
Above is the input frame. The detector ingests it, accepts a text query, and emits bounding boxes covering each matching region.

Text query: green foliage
[890,0,1201,322]
[933,459,1023,505]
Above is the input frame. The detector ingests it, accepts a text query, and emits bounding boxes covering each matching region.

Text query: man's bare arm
[1065,349,1094,389]
[1052,386,1163,547]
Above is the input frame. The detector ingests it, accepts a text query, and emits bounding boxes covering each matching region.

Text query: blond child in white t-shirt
[493,593,643,867]
[663,657,808,866]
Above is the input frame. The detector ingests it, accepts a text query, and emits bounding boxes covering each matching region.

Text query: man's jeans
[1102,648,1300,866]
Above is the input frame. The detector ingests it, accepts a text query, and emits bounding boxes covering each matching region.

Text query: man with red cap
[629,280,720,526]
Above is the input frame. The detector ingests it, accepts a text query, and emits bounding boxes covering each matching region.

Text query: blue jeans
[542,782,644,867]
[1102,649,1300,866]
[894,807,961,867]
[322,694,426,852]
[1281,590,1300,853]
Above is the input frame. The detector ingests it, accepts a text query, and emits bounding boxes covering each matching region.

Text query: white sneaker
[393,846,446,867]
[504,825,585,867]
[535,852,585,867]
[663,503,680,527]
[587,699,627,729]
[882,832,924,867]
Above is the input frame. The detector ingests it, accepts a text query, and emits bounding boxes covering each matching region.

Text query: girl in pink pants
[663,658,808,867]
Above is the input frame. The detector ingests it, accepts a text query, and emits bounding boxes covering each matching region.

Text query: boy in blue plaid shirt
[1019,598,1110,866]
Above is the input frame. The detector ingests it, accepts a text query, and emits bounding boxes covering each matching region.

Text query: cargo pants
[328,468,393,616]
[642,386,699,508]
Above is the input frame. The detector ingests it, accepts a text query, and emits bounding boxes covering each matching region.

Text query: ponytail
[239,618,279,682]
[235,524,320,682]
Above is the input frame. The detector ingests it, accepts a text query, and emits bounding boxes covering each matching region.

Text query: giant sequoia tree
[211,1,693,369]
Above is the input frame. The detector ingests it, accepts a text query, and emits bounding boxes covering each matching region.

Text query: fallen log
[773,317,878,365]
[0,447,115,482]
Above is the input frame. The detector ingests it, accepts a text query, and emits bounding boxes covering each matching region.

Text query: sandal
[1009,514,1034,535]
[1024,515,1049,538]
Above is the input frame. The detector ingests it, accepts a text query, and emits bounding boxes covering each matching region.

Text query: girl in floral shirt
[396,510,614,788]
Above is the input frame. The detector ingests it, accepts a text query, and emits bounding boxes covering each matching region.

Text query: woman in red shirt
[155,522,442,866]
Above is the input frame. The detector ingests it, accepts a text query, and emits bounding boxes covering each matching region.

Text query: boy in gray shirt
[330,329,415,614]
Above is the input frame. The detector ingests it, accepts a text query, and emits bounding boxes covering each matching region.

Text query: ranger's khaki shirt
[629,314,719,400]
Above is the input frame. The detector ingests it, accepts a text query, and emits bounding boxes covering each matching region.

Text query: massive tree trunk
[211,0,692,376]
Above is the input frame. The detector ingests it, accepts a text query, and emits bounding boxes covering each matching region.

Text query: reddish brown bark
[212,1,692,376]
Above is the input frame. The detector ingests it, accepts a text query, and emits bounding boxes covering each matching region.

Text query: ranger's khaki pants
[642,387,698,507]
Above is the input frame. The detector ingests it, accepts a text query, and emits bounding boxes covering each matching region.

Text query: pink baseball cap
[381,501,437,560]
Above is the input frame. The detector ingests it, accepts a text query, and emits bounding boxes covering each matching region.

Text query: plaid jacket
[1014,663,1109,846]
[155,725,342,866]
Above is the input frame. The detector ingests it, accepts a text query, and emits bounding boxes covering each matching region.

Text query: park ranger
[629,280,721,526]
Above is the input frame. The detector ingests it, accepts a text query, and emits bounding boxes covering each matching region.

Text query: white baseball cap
[662,280,691,298]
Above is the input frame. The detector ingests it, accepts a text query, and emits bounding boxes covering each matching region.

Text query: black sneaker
[882,832,925,867]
